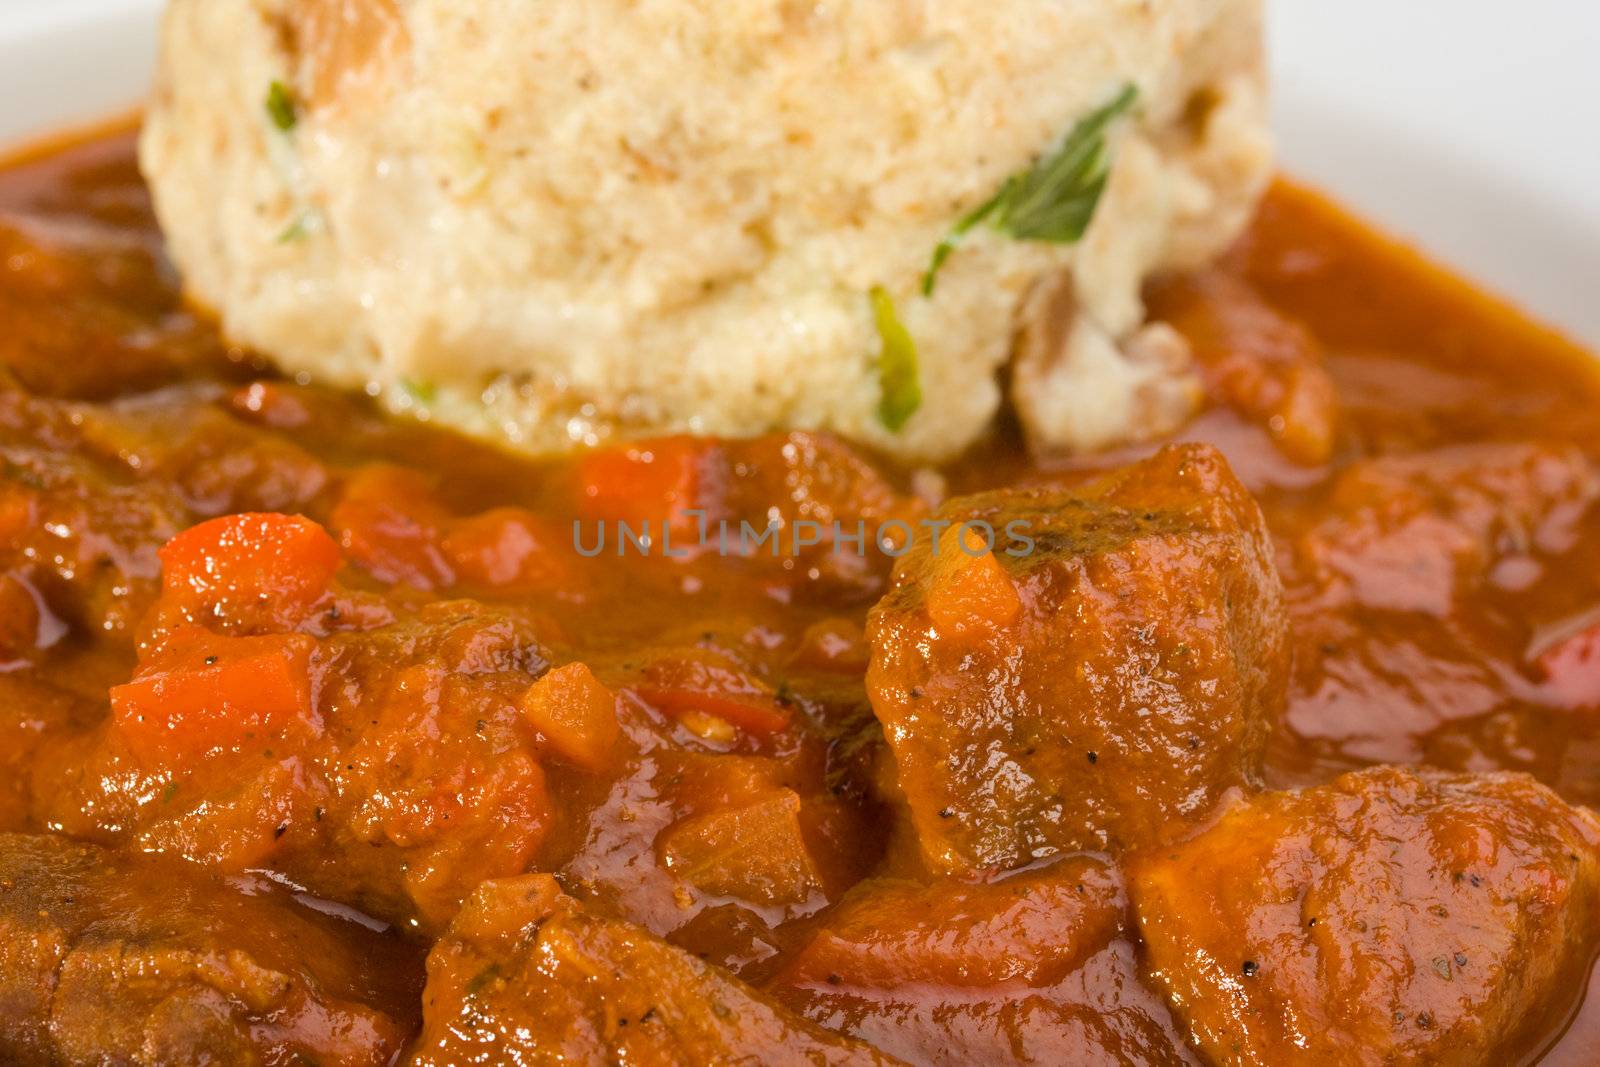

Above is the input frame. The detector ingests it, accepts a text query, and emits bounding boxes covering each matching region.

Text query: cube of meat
[867,444,1287,874]
[0,833,418,1067]
[1292,442,1597,617]
[1129,767,1600,1066]
[409,874,899,1066]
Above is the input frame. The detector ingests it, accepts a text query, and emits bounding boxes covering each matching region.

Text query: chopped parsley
[266,80,299,133]
[277,212,311,244]
[923,84,1138,295]
[400,378,438,405]
[871,286,921,432]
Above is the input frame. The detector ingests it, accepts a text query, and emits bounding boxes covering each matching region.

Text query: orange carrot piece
[159,512,341,630]
[926,528,1022,633]
[111,626,318,762]
[576,436,705,535]
[521,663,621,773]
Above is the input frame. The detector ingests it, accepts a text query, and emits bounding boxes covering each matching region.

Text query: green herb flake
[923,84,1138,295]
[465,963,503,998]
[266,80,299,133]
[277,213,310,244]
[400,378,438,405]
[871,285,921,432]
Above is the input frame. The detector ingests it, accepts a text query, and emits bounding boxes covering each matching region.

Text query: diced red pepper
[110,626,319,762]
[159,513,341,632]
[330,465,455,589]
[576,436,708,539]
[443,507,570,591]
[635,651,791,737]
[521,663,621,772]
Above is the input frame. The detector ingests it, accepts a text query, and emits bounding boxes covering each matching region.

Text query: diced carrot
[447,873,569,953]
[443,507,570,591]
[635,651,791,737]
[110,626,319,762]
[926,529,1022,633]
[657,790,824,906]
[521,663,621,773]
[775,861,1124,990]
[576,436,706,536]
[159,513,341,631]
[330,465,455,589]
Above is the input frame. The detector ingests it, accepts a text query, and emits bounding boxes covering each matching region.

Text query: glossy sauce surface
[2,126,1599,1064]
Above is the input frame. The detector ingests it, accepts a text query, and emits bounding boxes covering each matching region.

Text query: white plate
[0,0,1595,345]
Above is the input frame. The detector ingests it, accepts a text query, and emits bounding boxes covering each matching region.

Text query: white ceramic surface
[0,0,1594,344]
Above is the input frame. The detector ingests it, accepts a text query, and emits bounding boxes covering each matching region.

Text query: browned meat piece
[867,444,1287,874]
[0,832,420,1066]
[33,596,560,930]
[31,503,880,939]
[0,215,228,400]
[1291,442,1597,617]
[767,857,1199,1066]
[1148,271,1341,467]
[1129,767,1600,1066]
[409,874,900,1066]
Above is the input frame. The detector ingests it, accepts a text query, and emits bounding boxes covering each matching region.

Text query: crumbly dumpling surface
[142,0,1270,459]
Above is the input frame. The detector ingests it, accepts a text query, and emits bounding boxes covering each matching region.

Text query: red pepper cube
[636,651,791,738]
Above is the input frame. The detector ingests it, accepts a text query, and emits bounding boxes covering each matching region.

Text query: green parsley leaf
[400,378,438,405]
[923,84,1138,295]
[266,80,299,133]
[465,963,503,998]
[277,213,311,244]
[871,286,921,432]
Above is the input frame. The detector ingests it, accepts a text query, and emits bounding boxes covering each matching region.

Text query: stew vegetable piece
[3,127,1600,1064]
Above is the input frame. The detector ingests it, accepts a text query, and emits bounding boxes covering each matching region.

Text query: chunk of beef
[1148,271,1340,467]
[1280,442,1600,766]
[0,833,419,1066]
[34,513,865,938]
[35,593,560,930]
[868,444,1287,874]
[1129,767,1600,1066]
[409,874,899,1066]
[767,858,1199,1066]
[1292,442,1597,617]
